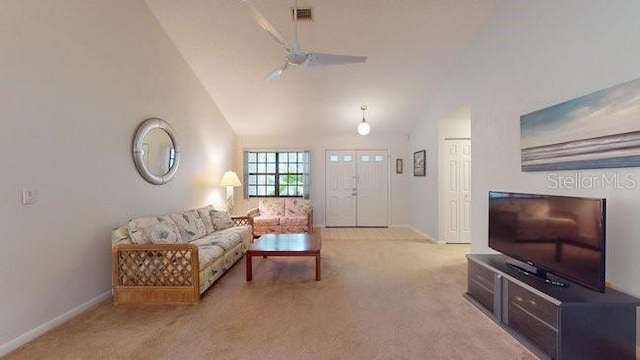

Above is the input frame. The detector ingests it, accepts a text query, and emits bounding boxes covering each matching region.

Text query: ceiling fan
[241,0,367,83]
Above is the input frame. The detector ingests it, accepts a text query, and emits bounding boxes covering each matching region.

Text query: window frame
[244,150,310,198]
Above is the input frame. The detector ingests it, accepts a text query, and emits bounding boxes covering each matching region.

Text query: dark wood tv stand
[465,254,639,360]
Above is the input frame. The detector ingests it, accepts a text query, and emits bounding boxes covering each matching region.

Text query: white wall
[0,0,236,354]
[408,111,440,238]
[440,107,471,140]
[410,0,640,296]
[237,134,411,227]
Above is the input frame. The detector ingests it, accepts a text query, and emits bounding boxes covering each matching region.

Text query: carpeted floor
[5,229,536,359]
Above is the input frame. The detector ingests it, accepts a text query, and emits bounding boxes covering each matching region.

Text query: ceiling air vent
[291,7,313,21]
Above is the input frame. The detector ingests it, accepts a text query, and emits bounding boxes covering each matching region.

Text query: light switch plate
[22,188,37,205]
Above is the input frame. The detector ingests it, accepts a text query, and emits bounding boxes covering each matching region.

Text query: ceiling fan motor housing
[285,51,308,65]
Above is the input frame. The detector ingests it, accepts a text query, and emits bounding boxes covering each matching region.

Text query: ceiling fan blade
[307,52,368,67]
[265,63,288,83]
[241,0,291,52]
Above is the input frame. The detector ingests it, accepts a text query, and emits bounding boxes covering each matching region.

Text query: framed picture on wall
[413,150,426,176]
[396,158,403,174]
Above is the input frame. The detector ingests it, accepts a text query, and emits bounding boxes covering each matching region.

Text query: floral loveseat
[247,198,313,237]
[111,205,252,305]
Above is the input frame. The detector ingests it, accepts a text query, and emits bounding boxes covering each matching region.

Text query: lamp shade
[220,171,242,187]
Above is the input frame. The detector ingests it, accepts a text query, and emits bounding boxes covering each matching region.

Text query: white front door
[355,150,389,226]
[443,140,471,243]
[325,150,389,227]
[325,151,357,226]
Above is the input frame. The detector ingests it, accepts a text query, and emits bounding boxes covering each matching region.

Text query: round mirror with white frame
[132,118,180,185]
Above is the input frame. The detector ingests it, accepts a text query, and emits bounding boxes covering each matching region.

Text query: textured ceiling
[145,0,498,137]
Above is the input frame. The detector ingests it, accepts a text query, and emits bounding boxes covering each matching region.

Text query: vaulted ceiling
[145,0,498,137]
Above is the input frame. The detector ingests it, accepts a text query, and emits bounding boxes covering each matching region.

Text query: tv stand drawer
[467,259,498,315]
[506,280,559,357]
[469,260,495,290]
[507,281,558,328]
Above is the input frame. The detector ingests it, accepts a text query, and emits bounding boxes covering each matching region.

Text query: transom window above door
[244,150,310,198]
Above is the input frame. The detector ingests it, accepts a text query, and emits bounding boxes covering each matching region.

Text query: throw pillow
[170,210,207,242]
[196,205,215,234]
[128,216,182,244]
[145,221,181,244]
[210,210,234,231]
[112,225,132,246]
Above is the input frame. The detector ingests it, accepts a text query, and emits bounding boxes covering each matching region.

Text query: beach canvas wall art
[521,77,640,171]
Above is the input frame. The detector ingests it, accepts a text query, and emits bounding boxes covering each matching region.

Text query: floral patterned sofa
[247,198,313,237]
[111,205,252,305]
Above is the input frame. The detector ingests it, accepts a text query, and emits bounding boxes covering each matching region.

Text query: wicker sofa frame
[112,216,251,305]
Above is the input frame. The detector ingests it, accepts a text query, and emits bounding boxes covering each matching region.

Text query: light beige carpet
[5,229,535,359]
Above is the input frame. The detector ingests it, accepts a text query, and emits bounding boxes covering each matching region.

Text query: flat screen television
[488,191,606,292]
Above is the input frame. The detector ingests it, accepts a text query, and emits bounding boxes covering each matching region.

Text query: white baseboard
[317,224,443,244]
[0,290,112,357]
[404,225,441,243]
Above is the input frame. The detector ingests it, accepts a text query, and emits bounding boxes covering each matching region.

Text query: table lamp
[220,170,242,215]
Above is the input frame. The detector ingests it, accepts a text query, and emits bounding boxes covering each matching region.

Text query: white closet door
[444,140,471,243]
[325,150,357,226]
[356,150,389,226]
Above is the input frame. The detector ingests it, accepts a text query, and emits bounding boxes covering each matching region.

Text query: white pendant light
[357,105,370,135]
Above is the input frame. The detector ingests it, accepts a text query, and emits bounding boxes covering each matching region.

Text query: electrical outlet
[22,188,37,205]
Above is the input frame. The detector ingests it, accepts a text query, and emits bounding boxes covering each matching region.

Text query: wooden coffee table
[246,233,321,281]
